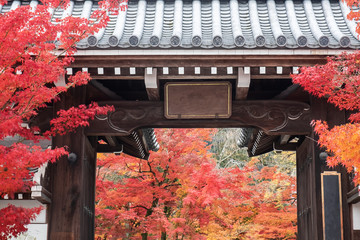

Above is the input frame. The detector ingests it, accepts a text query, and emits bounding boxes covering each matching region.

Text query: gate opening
[94,128,297,240]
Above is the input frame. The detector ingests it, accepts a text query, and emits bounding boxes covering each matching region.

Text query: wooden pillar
[47,87,97,240]
[297,97,351,240]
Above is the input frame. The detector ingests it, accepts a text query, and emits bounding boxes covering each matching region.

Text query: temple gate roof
[2,0,360,49]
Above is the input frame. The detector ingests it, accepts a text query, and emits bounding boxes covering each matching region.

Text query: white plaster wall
[353,202,360,230]
[11,224,48,240]
[0,200,47,240]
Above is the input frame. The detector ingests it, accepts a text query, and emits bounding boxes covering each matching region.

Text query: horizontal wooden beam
[347,186,360,204]
[31,185,52,204]
[158,75,236,80]
[274,142,298,151]
[251,75,291,79]
[90,74,290,80]
[91,75,143,80]
[71,55,327,68]
[97,144,123,153]
[68,67,295,79]
[86,100,312,136]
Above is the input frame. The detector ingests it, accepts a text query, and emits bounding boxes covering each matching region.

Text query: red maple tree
[291,0,360,186]
[293,51,360,185]
[0,0,117,238]
[95,129,297,240]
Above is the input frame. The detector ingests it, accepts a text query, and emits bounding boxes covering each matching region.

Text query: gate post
[296,97,351,240]
[47,87,97,240]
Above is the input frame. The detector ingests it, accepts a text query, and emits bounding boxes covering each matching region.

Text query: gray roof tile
[2,0,360,49]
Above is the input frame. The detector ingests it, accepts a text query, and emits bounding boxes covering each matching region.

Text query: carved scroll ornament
[89,100,311,136]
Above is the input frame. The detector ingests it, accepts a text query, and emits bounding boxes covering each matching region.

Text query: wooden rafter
[144,68,159,100]
[235,67,251,100]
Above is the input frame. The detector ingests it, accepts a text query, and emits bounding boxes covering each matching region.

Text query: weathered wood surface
[47,87,96,240]
[164,82,232,119]
[235,67,250,100]
[71,55,327,68]
[354,230,360,240]
[296,97,351,240]
[144,68,160,101]
[86,100,312,136]
[347,186,360,204]
[297,138,316,240]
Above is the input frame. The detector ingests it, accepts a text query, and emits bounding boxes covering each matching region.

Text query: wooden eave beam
[138,129,151,153]
[236,67,250,100]
[279,135,291,145]
[347,186,360,204]
[31,185,52,204]
[105,136,119,146]
[68,66,297,80]
[144,68,160,100]
[97,144,123,153]
[247,131,278,157]
[274,142,298,151]
[71,55,327,68]
[86,100,312,136]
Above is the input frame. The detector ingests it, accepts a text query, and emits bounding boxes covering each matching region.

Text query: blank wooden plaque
[164,82,232,119]
[321,171,343,240]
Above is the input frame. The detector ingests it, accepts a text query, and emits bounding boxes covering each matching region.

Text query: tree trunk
[141,197,159,240]
[161,231,167,240]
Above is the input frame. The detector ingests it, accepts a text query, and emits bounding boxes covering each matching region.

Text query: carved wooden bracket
[86,100,312,136]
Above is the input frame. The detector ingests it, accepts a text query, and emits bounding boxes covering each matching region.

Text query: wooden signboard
[164,82,232,119]
[321,171,343,240]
